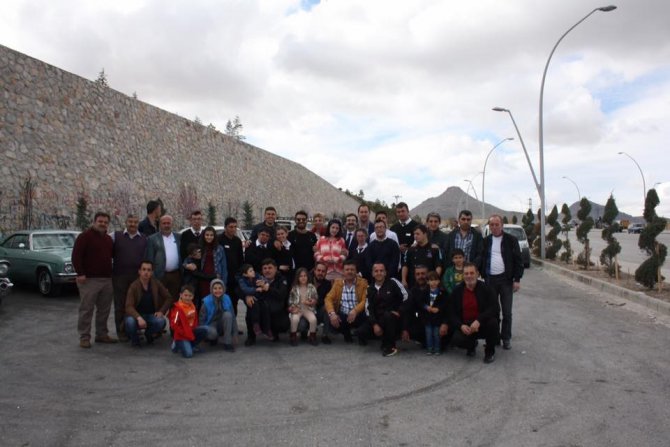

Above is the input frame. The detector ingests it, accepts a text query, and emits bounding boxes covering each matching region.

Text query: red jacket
[169,301,199,341]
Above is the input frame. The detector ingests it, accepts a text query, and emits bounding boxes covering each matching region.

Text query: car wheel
[37,269,61,297]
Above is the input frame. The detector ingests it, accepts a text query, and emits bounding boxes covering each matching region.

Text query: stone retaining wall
[0,44,359,231]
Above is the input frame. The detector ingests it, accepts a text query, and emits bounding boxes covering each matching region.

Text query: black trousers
[359,311,401,350]
[450,316,500,354]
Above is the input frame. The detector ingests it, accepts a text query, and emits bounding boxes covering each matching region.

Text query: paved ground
[1,267,669,447]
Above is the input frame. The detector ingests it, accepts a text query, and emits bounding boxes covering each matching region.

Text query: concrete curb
[531,258,670,317]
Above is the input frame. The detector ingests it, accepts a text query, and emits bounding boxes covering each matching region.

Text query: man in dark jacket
[360,262,406,357]
[244,258,289,346]
[481,214,524,350]
[449,262,500,363]
[219,217,244,317]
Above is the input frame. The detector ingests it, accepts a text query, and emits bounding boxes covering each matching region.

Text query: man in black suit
[219,217,244,316]
[244,228,273,272]
[343,213,359,254]
[179,210,204,261]
[349,228,370,281]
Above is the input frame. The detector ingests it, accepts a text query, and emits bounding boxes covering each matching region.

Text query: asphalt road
[1,268,669,447]
[561,230,669,279]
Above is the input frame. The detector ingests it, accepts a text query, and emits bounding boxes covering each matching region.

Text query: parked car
[0,259,13,305]
[0,230,80,296]
[627,223,644,234]
[483,224,531,268]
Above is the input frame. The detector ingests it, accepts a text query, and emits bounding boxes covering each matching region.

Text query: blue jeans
[125,314,166,345]
[425,324,440,352]
[200,311,237,345]
[173,327,208,358]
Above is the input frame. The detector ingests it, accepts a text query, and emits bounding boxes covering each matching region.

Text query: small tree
[545,205,562,260]
[635,189,667,289]
[95,68,108,87]
[19,176,36,230]
[560,203,573,264]
[511,215,518,224]
[502,215,509,224]
[600,195,621,277]
[207,201,217,226]
[76,195,91,230]
[575,198,594,269]
[225,115,246,141]
[522,208,535,245]
[242,200,254,229]
[178,184,199,223]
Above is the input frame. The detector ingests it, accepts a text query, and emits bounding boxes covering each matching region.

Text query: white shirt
[490,235,505,275]
[163,233,179,272]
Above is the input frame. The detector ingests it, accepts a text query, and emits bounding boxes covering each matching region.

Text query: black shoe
[502,340,511,350]
[244,338,256,347]
[223,344,235,352]
[343,333,354,343]
[358,337,367,346]
[321,335,332,345]
[209,339,218,347]
[484,352,496,364]
[466,347,476,357]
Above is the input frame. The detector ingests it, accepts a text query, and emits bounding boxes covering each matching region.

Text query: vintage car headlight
[0,263,8,276]
[63,263,75,274]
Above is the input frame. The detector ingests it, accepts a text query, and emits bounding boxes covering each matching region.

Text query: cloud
[1,0,669,217]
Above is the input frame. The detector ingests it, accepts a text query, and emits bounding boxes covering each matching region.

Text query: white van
[482,224,531,268]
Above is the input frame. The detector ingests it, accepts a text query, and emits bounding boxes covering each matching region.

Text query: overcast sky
[2,0,669,217]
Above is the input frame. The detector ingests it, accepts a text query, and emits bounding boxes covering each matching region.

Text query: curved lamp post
[537,5,616,259]
[481,137,514,220]
[492,107,541,195]
[561,175,581,204]
[618,151,646,203]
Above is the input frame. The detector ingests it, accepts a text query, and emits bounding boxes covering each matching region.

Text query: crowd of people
[72,200,524,364]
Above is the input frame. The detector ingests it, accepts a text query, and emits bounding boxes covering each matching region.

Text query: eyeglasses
[295,218,306,222]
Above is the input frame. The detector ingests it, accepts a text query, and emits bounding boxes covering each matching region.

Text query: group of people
[73,200,524,363]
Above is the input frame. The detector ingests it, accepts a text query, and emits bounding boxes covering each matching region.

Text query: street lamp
[618,151,646,203]
[537,5,616,259]
[459,173,482,212]
[561,175,581,204]
[464,179,479,201]
[482,137,514,220]
[492,107,541,195]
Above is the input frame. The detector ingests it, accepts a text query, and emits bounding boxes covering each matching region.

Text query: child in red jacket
[169,285,207,358]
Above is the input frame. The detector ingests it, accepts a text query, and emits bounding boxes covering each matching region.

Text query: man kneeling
[448,262,500,364]
[124,260,173,347]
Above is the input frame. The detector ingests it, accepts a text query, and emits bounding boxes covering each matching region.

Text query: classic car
[0,230,80,296]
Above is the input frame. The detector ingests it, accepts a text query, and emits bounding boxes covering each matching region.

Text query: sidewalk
[531,257,670,316]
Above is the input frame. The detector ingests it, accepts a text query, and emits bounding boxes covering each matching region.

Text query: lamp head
[492,107,508,112]
[598,5,617,12]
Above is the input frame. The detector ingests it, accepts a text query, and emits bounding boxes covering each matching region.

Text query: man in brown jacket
[124,261,174,347]
[323,260,368,345]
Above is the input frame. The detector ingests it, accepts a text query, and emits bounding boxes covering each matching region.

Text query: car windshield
[503,227,527,241]
[32,233,76,250]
